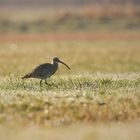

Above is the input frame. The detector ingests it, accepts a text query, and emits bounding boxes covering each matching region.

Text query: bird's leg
[40,79,43,86]
[45,80,52,86]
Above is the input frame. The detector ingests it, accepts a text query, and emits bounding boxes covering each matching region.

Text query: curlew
[21,57,70,86]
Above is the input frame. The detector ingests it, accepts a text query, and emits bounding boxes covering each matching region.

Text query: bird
[21,57,70,86]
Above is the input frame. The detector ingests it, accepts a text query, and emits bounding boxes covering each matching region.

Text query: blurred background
[0,0,140,35]
[0,0,140,75]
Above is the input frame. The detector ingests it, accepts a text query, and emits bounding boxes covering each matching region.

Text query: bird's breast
[45,64,58,78]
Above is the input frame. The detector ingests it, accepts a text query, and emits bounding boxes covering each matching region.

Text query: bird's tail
[21,73,31,79]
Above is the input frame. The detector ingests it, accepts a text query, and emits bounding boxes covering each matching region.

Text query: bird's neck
[52,61,58,66]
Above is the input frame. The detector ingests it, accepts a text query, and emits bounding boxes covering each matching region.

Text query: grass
[0,40,140,76]
[0,74,140,126]
[0,17,139,33]
[0,122,140,140]
[0,39,140,139]
[0,6,140,33]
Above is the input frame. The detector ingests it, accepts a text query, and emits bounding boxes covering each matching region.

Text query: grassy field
[0,38,140,139]
[0,7,140,33]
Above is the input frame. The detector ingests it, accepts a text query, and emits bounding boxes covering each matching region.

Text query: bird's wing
[31,63,52,77]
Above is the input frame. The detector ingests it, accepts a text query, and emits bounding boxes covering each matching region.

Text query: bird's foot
[45,80,54,86]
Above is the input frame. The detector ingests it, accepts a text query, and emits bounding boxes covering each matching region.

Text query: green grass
[0,40,140,139]
[0,73,140,126]
[0,17,140,33]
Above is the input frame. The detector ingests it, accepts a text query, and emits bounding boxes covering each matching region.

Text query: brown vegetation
[0,32,139,42]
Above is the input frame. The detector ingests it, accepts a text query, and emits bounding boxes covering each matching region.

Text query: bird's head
[53,57,70,70]
[53,57,60,62]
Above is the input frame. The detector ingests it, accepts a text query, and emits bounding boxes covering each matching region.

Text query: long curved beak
[58,60,70,70]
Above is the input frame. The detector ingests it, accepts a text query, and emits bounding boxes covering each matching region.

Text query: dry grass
[0,5,140,33]
[0,4,140,20]
[0,122,140,140]
[83,4,140,18]
[0,40,140,76]
[0,39,140,139]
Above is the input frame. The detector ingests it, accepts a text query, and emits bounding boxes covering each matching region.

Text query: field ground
[0,122,140,140]
[0,7,140,33]
[0,32,140,42]
[0,34,140,139]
